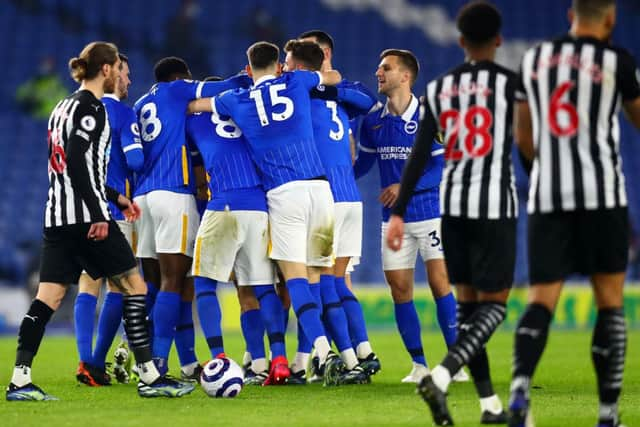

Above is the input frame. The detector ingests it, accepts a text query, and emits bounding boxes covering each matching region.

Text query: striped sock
[457,302,494,397]
[512,303,553,390]
[592,308,626,424]
[442,302,506,381]
[123,294,159,384]
[394,301,426,366]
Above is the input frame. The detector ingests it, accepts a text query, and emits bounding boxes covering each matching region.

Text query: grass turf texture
[0,330,638,427]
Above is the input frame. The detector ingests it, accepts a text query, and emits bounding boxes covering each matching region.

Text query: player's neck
[251,67,278,84]
[570,20,610,41]
[385,90,413,117]
[80,79,105,99]
[465,47,495,63]
[321,60,333,72]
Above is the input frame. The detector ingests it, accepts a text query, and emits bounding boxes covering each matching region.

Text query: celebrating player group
[6,1,640,426]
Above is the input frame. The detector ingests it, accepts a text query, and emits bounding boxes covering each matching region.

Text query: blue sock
[394,301,426,366]
[287,278,325,345]
[241,309,265,360]
[195,277,224,358]
[435,292,458,348]
[152,291,180,361]
[74,292,97,364]
[335,277,370,347]
[309,282,330,344]
[254,285,286,358]
[146,282,159,315]
[283,306,290,332]
[320,275,352,352]
[92,292,123,369]
[176,300,197,366]
[297,320,312,353]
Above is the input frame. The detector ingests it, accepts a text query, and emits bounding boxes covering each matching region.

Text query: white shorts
[334,202,362,259]
[267,180,335,267]
[134,191,199,259]
[381,217,444,271]
[192,210,274,286]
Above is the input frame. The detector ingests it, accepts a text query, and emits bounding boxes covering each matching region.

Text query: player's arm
[352,122,377,179]
[121,108,144,172]
[318,70,342,86]
[105,186,141,222]
[618,52,640,129]
[198,74,252,98]
[623,97,640,129]
[391,98,439,219]
[66,104,109,227]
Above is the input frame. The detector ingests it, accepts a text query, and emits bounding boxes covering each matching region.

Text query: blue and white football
[200,357,244,398]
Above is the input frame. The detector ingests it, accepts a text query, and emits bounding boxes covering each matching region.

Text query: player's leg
[74,273,107,386]
[150,191,199,373]
[509,211,572,426]
[191,209,237,363]
[8,225,83,401]
[7,282,67,401]
[93,220,133,383]
[268,181,337,385]
[591,273,626,427]
[382,220,427,382]
[237,211,290,385]
[176,278,200,380]
[587,208,629,427]
[419,218,457,349]
[237,286,268,385]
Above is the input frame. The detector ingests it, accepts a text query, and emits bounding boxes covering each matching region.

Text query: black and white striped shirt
[45,90,112,227]
[517,35,640,214]
[426,61,518,219]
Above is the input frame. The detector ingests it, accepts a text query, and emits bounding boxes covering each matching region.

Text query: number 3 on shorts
[429,230,441,248]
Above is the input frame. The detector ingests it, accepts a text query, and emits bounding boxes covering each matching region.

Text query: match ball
[200,357,244,398]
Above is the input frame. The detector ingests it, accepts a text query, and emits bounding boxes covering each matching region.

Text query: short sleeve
[72,101,106,147]
[358,117,376,153]
[170,79,202,102]
[515,61,527,102]
[212,91,233,118]
[120,107,142,153]
[617,50,640,102]
[293,70,322,91]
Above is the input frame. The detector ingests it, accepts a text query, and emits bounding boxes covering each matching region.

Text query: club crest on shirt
[81,115,97,132]
[404,120,418,134]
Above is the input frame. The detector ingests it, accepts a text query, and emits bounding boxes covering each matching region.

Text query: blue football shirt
[213,71,326,191]
[355,95,444,222]
[102,94,143,220]
[186,110,266,212]
[133,78,248,197]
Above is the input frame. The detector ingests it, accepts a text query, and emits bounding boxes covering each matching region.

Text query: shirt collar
[253,74,277,87]
[102,93,120,101]
[381,94,419,122]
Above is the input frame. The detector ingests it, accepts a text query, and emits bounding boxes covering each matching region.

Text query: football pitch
[0,330,638,427]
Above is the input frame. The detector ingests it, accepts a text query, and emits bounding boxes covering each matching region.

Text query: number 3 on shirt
[439,106,493,160]
[250,84,294,126]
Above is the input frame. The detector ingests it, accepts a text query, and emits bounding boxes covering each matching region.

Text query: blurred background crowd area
[1,0,640,292]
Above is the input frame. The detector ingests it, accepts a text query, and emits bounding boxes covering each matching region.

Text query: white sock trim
[11,365,31,387]
[340,348,359,370]
[356,342,373,359]
[431,365,451,393]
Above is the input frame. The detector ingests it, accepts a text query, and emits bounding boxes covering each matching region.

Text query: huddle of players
[387,1,640,427]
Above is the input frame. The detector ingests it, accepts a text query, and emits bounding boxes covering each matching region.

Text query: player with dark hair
[297,29,382,380]
[188,41,349,386]
[6,42,193,401]
[73,52,143,386]
[133,56,251,380]
[283,39,376,385]
[508,1,640,426]
[387,2,515,424]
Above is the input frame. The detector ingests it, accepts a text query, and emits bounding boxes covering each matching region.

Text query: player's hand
[88,222,109,241]
[117,195,141,222]
[379,183,400,207]
[386,214,405,251]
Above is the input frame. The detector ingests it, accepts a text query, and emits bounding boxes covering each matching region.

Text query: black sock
[592,308,626,416]
[442,302,506,379]
[457,302,494,398]
[123,295,152,364]
[512,303,553,380]
[16,299,55,367]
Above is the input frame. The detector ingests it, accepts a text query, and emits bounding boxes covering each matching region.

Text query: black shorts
[528,208,629,283]
[39,221,137,284]
[442,215,516,292]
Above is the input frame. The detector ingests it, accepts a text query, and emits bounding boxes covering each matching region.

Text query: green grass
[0,330,639,427]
